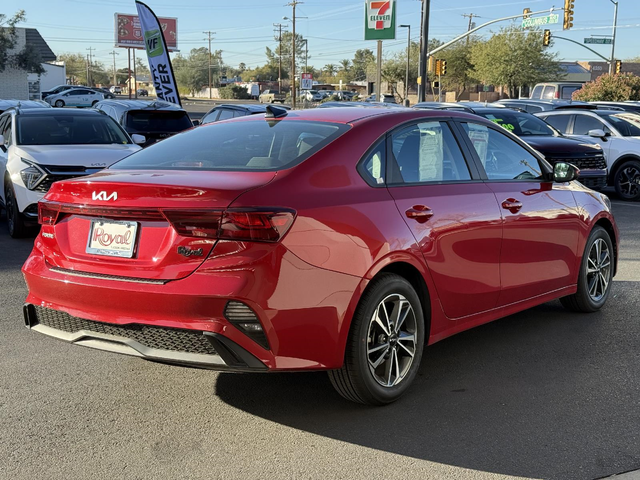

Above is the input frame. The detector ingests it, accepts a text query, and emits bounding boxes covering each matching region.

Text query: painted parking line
[611,202,640,208]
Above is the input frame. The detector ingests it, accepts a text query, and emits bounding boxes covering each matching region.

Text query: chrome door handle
[501,198,523,213]
[405,205,434,223]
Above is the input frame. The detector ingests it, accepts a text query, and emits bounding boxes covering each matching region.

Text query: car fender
[608,152,640,184]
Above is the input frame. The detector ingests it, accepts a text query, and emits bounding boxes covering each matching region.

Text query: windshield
[477,111,557,137]
[16,114,131,146]
[111,119,348,171]
[599,113,640,136]
[125,110,192,132]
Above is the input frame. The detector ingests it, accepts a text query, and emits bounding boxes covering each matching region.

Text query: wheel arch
[594,217,618,276]
[608,154,640,186]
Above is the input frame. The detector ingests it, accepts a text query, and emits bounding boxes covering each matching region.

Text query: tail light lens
[164,208,295,243]
[38,202,60,225]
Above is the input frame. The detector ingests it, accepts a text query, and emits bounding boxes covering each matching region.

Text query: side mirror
[0,134,5,152]
[131,134,146,145]
[554,162,580,183]
[191,119,200,126]
[588,129,606,138]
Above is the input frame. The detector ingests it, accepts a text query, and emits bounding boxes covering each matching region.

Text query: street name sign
[522,14,559,28]
[584,38,613,44]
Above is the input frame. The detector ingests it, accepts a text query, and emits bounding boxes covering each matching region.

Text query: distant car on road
[200,103,290,124]
[259,90,286,104]
[45,88,104,108]
[536,108,640,200]
[93,99,192,147]
[0,99,50,114]
[0,108,142,237]
[110,86,122,94]
[136,88,149,97]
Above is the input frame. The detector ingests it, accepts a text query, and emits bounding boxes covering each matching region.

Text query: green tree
[573,73,640,101]
[58,53,88,84]
[135,57,150,76]
[438,39,480,99]
[471,25,562,98]
[0,10,44,74]
[351,49,375,81]
[173,47,224,96]
[323,64,337,77]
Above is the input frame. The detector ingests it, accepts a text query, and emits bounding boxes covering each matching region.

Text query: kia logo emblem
[92,191,118,201]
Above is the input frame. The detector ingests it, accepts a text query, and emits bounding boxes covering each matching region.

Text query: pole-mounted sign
[364,1,396,40]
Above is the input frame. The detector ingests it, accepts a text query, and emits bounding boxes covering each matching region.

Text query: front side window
[572,115,606,135]
[111,120,348,171]
[16,114,132,145]
[542,114,571,133]
[388,121,471,184]
[201,110,220,124]
[462,123,544,181]
[217,109,235,121]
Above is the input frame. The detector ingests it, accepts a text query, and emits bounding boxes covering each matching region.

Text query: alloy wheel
[367,293,417,387]
[617,165,640,199]
[586,238,612,302]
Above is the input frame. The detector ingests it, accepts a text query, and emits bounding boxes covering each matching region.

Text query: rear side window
[126,110,192,132]
[543,115,571,133]
[572,115,605,135]
[542,86,556,100]
[111,120,348,171]
[359,140,385,186]
[561,85,581,99]
[530,86,543,99]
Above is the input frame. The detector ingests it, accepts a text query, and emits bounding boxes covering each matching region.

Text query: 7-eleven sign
[364,0,396,40]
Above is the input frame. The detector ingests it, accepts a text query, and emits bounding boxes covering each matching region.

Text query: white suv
[0,108,144,237]
[536,109,640,201]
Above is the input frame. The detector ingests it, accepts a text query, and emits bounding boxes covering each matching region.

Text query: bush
[218,85,250,100]
[573,73,640,102]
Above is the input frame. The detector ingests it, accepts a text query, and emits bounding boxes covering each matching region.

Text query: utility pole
[86,54,91,87]
[286,1,303,109]
[133,49,137,98]
[418,0,430,102]
[399,25,410,105]
[462,13,479,45]
[608,0,619,74]
[273,23,285,93]
[86,47,95,86]
[109,50,119,87]
[204,31,216,99]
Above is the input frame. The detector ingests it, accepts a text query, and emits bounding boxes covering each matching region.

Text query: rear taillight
[555,91,560,99]
[38,203,60,225]
[164,208,295,243]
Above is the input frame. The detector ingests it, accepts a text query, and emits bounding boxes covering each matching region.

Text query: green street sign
[584,38,613,45]
[364,0,396,41]
[522,13,559,28]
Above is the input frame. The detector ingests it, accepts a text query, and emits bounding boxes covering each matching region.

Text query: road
[1,196,639,480]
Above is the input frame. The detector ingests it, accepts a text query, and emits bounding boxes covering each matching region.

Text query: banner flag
[135,1,182,106]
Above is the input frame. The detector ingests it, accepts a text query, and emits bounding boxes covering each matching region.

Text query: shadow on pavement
[217,282,640,480]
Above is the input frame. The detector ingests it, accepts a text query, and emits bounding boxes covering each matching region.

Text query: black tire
[328,273,425,405]
[54,100,64,108]
[91,100,99,106]
[4,181,29,238]
[613,159,640,201]
[561,226,614,313]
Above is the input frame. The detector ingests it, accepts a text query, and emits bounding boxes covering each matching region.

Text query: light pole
[417,0,430,102]
[399,24,410,106]
[284,5,307,109]
[608,0,619,75]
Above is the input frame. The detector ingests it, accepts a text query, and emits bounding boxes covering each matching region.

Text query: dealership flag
[135,1,181,106]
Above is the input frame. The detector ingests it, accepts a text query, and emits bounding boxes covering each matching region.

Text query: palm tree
[323,64,337,76]
[339,59,351,72]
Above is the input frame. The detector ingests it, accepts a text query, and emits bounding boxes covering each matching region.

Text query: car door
[63,90,80,106]
[567,113,616,162]
[386,119,503,319]
[457,120,582,306]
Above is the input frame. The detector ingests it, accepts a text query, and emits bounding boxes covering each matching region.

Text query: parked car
[365,93,397,104]
[588,101,640,113]
[24,107,618,405]
[529,82,584,101]
[317,101,407,109]
[110,86,122,94]
[200,104,290,125]
[536,108,640,200]
[0,99,50,115]
[458,107,608,190]
[0,108,143,237]
[41,84,80,100]
[136,88,149,97]
[258,90,286,104]
[300,90,323,102]
[93,99,192,147]
[93,88,116,100]
[493,99,608,113]
[45,88,104,108]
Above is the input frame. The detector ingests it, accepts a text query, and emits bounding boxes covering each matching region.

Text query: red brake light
[555,91,560,99]
[38,203,60,225]
[162,210,223,238]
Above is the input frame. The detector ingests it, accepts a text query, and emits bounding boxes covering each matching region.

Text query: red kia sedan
[23,107,618,405]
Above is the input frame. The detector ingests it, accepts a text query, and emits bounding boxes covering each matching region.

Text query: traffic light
[440,60,447,76]
[543,29,551,47]
[523,8,532,19]
[434,59,442,76]
[563,0,574,30]
[615,60,622,74]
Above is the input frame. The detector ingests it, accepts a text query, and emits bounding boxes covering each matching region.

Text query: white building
[0,28,58,100]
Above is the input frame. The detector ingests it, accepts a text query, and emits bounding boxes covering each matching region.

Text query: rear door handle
[501,198,523,213]
[405,205,434,223]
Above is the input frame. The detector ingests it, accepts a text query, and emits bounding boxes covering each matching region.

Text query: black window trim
[453,119,553,183]
[356,136,387,188]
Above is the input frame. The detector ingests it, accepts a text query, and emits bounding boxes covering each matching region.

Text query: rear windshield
[16,114,131,145]
[111,119,348,171]
[125,110,192,132]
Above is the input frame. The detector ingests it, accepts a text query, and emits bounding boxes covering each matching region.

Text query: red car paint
[22,108,619,371]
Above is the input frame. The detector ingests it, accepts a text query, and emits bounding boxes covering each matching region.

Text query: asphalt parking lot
[1,195,639,480]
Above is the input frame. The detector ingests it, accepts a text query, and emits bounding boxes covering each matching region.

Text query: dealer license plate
[86,219,138,258]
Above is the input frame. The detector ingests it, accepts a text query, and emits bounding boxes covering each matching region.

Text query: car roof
[464,107,529,115]
[213,104,271,113]
[95,99,184,111]
[537,109,623,116]
[0,99,51,111]
[17,107,105,116]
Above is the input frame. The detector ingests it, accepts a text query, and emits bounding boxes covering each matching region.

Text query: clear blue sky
[17,0,640,71]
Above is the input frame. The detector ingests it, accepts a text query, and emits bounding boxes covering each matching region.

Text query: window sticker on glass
[489,118,515,132]
[417,122,444,181]
[465,123,489,166]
